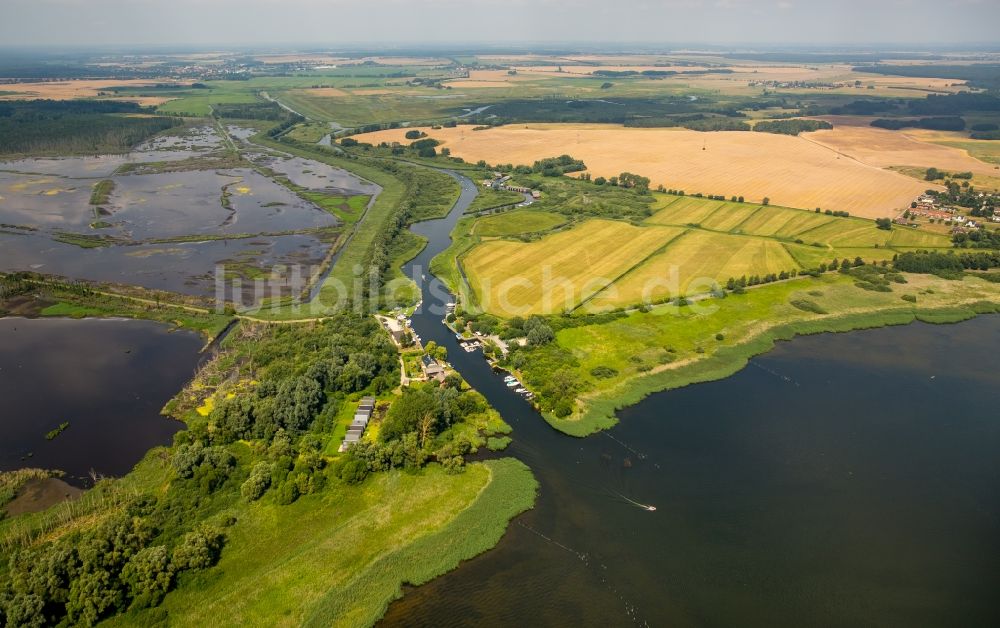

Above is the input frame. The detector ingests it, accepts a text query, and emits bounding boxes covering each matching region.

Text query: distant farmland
[353,124,936,218]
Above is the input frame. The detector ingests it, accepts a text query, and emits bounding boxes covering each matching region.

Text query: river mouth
[385,167,1000,626]
[0,317,204,487]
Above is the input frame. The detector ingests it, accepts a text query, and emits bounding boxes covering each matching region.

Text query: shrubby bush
[240,462,272,502]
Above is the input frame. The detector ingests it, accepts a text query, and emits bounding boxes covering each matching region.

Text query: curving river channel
[382,170,1000,627]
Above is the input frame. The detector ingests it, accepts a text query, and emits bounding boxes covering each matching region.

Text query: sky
[0,0,998,49]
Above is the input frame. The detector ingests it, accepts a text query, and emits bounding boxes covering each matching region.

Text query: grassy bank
[36,300,229,338]
[473,210,567,236]
[429,214,478,302]
[249,136,406,318]
[1,273,231,339]
[530,273,1000,435]
[248,135,462,317]
[116,459,535,628]
[382,230,427,306]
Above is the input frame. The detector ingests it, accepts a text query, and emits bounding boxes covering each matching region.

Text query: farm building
[482,173,540,199]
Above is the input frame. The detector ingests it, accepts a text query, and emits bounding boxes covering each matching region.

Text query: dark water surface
[382,171,1000,627]
[0,130,364,299]
[0,317,203,486]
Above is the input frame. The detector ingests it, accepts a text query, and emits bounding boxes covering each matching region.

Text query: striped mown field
[461,194,955,317]
[463,219,684,316]
[585,230,799,311]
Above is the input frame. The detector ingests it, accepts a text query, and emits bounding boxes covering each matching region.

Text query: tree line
[894,250,1000,273]
[871,116,965,131]
[0,100,180,155]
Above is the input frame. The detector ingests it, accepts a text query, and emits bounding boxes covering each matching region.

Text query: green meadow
[110,459,536,628]
[527,273,1000,435]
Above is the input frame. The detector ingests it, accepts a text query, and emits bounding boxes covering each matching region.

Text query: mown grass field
[280,90,462,127]
[540,273,1000,435]
[473,210,567,236]
[782,243,899,268]
[585,231,798,310]
[460,194,953,316]
[463,219,682,315]
[933,139,1000,166]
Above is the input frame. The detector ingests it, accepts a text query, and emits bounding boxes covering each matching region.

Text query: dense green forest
[871,116,966,131]
[854,64,1000,90]
[212,101,287,121]
[830,92,1000,120]
[894,250,1000,274]
[463,96,748,127]
[753,119,832,135]
[0,100,180,155]
[624,114,751,131]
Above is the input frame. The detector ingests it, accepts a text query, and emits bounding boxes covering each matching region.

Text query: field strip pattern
[464,194,954,316]
[463,219,684,315]
[586,230,800,310]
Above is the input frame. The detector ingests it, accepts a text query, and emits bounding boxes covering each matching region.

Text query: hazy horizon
[1,0,998,49]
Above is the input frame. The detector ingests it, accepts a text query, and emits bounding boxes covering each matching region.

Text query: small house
[384,318,405,342]
[421,354,446,381]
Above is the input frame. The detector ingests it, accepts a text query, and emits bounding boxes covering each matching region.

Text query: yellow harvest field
[353,124,932,218]
[463,219,683,316]
[0,79,183,102]
[585,231,800,310]
[804,124,997,175]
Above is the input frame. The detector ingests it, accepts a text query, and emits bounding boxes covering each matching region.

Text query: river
[0,317,204,486]
[382,170,1000,626]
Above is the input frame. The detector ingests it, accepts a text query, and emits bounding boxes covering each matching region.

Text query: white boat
[515,387,527,393]
[503,375,516,382]
[506,380,519,388]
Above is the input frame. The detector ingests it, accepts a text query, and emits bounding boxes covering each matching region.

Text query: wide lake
[386,170,1000,627]
[0,317,203,486]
